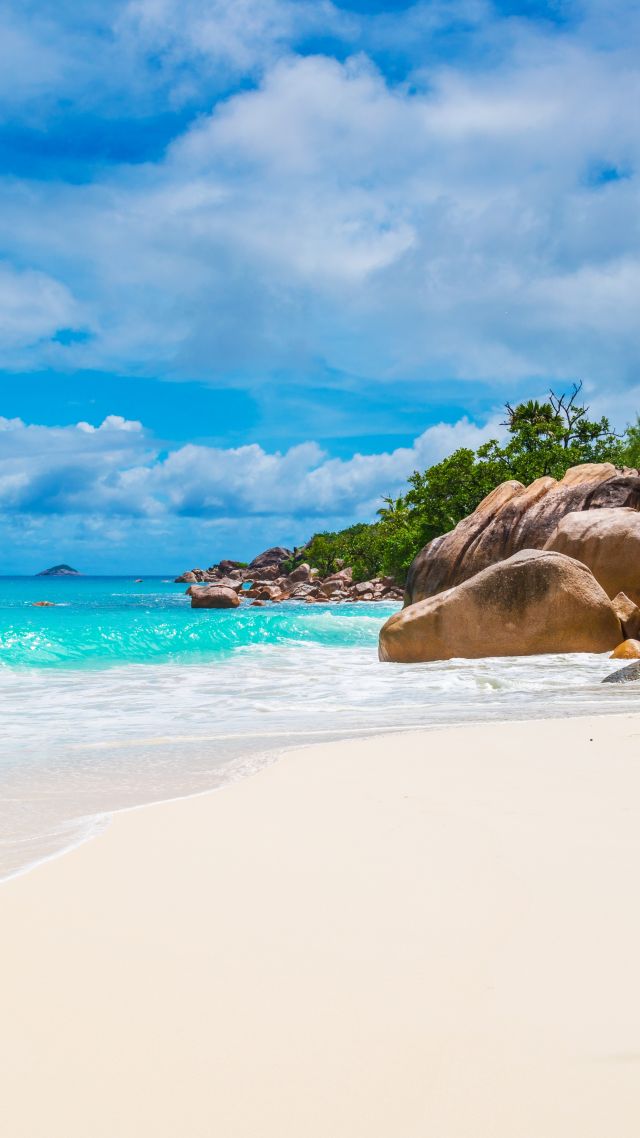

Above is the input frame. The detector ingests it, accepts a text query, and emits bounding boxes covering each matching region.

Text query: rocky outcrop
[218,559,246,574]
[406,464,640,605]
[36,564,80,577]
[251,563,281,580]
[248,547,293,571]
[175,568,208,583]
[543,507,640,605]
[379,549,622,663]
[189,586,240,609]
[287,562,314,584]
[245,584,284,602]
[176,552,403,604]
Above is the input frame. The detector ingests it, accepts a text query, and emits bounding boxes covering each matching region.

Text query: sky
[1,0,639,572]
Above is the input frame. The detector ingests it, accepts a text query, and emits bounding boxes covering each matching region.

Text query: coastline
[4,699,639,885]
[3,714,640,1136]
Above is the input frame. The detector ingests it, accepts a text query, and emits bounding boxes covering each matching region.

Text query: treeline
[294,386,640,584]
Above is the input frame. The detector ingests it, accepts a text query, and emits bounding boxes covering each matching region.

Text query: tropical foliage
[299,385,637,584]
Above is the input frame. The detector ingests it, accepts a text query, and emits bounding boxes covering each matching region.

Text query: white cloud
[0,0,354,117]
[0,263,82,350]
[116,0,353,100]
[0,412,501,528]
[0,8,639,393]
[0,11,64,106]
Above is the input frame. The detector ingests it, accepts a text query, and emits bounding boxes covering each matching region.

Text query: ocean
[1,574,636,880]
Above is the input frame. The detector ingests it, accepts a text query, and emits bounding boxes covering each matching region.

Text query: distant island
[36,564,80,577]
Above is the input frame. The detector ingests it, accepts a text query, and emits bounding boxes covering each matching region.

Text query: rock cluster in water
[176,546,404,608]
[381,462,640,665]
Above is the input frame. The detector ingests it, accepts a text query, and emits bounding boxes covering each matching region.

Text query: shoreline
[3,713,640,1135]
[3,700,638,887]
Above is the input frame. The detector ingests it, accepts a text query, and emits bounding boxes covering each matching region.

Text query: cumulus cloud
[0,412,500,527]
[0,263,82,350]
[0,0,353,118]
[0,2,639,395]
[116,0,353,100]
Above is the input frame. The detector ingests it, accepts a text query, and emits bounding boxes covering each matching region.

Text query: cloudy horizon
[2,0,640,571]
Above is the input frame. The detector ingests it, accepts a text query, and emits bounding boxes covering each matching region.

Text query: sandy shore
[2,714,640,1137]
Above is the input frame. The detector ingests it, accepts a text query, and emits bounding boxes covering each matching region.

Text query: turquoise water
[0,576,386,669]
[1,575,637,881]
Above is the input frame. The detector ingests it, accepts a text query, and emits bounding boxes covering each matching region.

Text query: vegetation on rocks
[298,385,639,584]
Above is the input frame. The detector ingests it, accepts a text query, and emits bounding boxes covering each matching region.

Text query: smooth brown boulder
[380,549,622,663]
[288,583,317,599]
[353,581,374,597]
[544,507,640,605]
[611,592,640,640]
[287,562,312,584]
[189,586,240,610]
[406,463,640,605]
[248,563,280,581]
[324,567,353,585]
[216,577,242,591]
[246,584,283,602]
[609,639,640,659]
[320,578,344,596]
[187,577,241,594]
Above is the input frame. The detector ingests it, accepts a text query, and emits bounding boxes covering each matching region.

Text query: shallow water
[1,576,636,879]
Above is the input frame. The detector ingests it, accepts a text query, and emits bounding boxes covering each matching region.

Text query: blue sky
[1,0,639,572]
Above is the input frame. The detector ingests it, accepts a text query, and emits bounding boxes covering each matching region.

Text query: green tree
[302,523,387,582]
[621,416,640,469]
[296,386,633,587]
[501,382,623,478]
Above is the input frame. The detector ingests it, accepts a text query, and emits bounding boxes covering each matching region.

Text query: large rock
[175,571,197,583]
[186,579,240,596]
[406,464,640,605]
[179,567,207,583]
[322,567,353,589]
[246,584,284,602]
[218,559,245,574]
[602,660,640,684]
[248,563,280,580]
[610,639,640,660]
[287,562,312,584]
[611,592,640,640]
[543,507,640,605]
[288,582,317,599]
[318,577,345,596]
[189,586,240,609]
[379,549,622,663]
[353,581,375,597]
[248,547,293,571]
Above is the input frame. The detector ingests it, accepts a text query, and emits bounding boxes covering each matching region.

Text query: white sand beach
[2,714,640,1137]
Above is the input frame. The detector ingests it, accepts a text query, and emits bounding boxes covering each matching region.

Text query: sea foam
[0,576,634,879]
